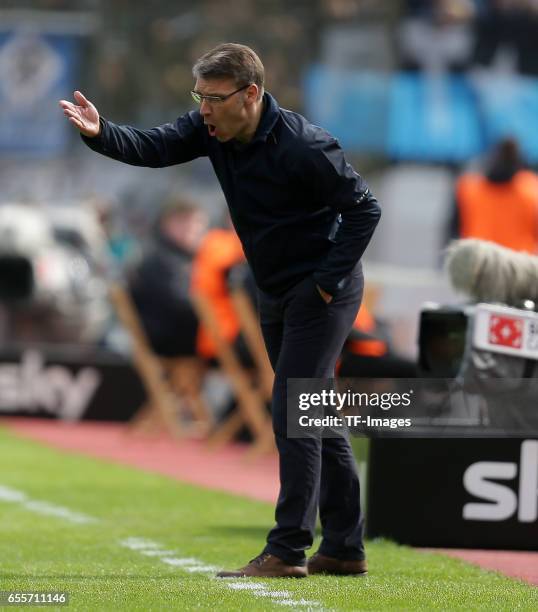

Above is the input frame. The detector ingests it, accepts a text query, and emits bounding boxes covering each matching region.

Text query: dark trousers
[258,265,365,565]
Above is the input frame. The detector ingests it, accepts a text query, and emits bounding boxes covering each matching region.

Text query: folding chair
[109,284,213,438]
[229,285,274,400]
[191,291,275,456]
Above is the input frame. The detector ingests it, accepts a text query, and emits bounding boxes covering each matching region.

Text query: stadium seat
[109,283,213,438]
[191,290,275,457]
[229,285,274,401]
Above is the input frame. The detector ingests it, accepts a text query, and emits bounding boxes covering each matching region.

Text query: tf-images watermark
[286,378,538,438]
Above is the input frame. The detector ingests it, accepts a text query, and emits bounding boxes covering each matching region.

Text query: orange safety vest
[191,229,246,358]
[345,304,387,357]
[457,170,538,254]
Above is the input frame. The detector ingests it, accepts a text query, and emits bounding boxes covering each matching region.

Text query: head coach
[60,42,381,578]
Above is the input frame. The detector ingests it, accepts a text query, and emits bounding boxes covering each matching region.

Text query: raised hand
[58,90,100,138]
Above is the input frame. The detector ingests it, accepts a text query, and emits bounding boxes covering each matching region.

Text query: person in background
[191,224,251,365]
[398,0,476,74]
[91,196,140,270]
[472,0,538,76]
[449,137,538,253]
[128,197,208,357]
[338,302,417,379]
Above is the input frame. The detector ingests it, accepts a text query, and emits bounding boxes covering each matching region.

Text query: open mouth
[207,124,217,137]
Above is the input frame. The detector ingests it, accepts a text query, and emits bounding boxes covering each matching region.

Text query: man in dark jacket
[128,197,207,357]
[60,43,381,578]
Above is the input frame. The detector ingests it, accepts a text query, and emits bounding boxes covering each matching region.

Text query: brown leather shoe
[307,552,368,576]
[216,552,307,578]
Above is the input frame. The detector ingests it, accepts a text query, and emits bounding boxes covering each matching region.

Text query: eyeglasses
[190,84,250,105]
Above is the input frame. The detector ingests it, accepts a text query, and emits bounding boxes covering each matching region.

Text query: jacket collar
[250,92,280,144]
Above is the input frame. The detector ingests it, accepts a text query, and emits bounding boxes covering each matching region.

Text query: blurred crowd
[399,0,538,75]
[1,0,538,384]
[0,190,417,410]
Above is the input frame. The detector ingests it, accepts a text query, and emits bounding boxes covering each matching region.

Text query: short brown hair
[160,195,200,222]
[192,43,264,96]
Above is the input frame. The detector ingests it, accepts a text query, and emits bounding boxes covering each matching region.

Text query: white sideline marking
[225,582,289,597]
[121,537,159,550]
[0,491,322,609]
[161,557,201,567]
[227,584,291,598]
[184,565,218,573]
[0,486,25,502]
[222,581,319,607]
[120,538,322,609]
[226,582,268,590]
[140,549,176,557]
[0,484,98,524]
[279,599,320,607]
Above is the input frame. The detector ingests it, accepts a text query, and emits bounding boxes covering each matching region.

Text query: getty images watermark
[297,387,413,429]
[287,379,413,438]
[286,378,538,438]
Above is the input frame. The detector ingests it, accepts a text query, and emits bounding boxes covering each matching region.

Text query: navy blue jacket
[82,93,381,296]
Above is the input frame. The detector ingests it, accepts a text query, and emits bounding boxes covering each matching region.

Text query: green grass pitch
[0,426,537,611]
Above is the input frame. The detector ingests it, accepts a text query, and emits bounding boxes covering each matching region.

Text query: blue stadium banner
[304,66,391,154]
[0,30,78,156]
[387,73,483,162]
[471,73,538,165]
[305,67,538,164]
[0,11,96,157]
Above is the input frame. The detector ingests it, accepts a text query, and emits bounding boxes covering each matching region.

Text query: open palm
[59,90,100,138]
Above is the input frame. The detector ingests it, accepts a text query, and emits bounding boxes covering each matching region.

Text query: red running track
[430,549,538,587]
[3,417,537,586]
[3,417,279,503]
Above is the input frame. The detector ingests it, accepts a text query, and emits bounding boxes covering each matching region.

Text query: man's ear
[245,83,260,104]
